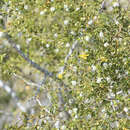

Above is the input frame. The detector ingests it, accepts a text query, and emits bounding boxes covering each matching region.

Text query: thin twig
[58,40,78,75]
[13,73,40,87]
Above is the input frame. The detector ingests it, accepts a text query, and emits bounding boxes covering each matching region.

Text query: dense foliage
[0,0,129,129]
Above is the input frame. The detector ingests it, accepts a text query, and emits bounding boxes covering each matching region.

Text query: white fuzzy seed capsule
[0,32,5,38]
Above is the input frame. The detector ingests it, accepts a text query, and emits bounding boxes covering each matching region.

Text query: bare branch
[5,33,53,77]
[58,40,78,75]
[13,73,40,88]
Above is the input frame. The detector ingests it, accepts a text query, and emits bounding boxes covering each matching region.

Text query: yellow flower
[58,73,63,79]
[79,53,89,60]
[25,86,30,90]
[87,66,91,71]
[100,57,108,62]
[123,128,128,130]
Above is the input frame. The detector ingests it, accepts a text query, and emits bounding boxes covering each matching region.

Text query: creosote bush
[0,0,129,129]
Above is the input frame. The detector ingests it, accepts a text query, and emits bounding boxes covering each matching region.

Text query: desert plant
[0,0,129,129]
